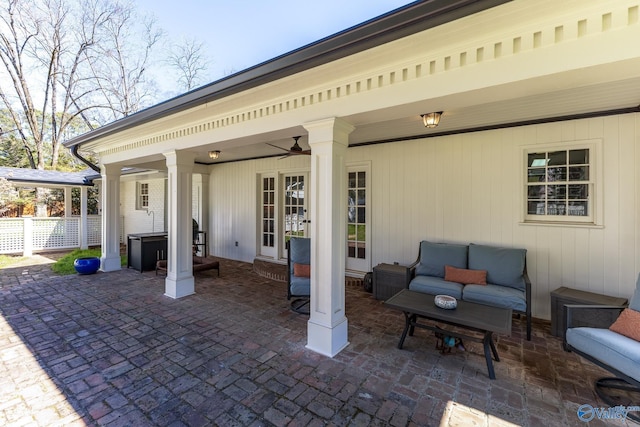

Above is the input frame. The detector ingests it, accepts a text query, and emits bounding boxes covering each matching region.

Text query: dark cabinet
[127,232,168,273]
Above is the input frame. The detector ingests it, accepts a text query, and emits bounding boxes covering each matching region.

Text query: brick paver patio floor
[0,254,636,426]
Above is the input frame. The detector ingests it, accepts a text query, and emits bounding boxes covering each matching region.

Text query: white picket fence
[0,216,104,255]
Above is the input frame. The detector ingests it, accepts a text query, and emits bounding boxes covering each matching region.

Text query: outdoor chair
[564,275,640,422]
[287,237,311,314]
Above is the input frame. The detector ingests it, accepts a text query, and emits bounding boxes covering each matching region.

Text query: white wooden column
[200,173,210,256]
[80,186,88,250]
[303,117,354,357]
[164,150,195,298]
[100,164,122,271]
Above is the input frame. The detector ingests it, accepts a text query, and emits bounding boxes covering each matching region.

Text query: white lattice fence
[32,218,79,250]
[87,216,102,246]
[0,219,25,254]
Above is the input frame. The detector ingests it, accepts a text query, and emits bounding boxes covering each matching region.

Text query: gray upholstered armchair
[287,237,311,314]
[564,275,640,422]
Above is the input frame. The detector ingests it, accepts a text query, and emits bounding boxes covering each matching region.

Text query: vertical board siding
[200,113,638,319]
[346,113,639,319]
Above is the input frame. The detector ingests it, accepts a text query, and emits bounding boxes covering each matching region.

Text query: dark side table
[550,286,627,338]
[373,263,412,300]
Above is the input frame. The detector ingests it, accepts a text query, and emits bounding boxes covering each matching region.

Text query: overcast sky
[136,0,413,89]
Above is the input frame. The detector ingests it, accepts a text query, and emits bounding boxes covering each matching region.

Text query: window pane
[357,171,365,184]
[547,167,566,181]
[569,149,589,165]
[348,172,356,188]
[357,189,365,205]
[548,151,566,166]
[568,201,588,216]
[547,203,566,215]
[528,168,546,182]
[569,166,588,181]
[357,207,365,223]
[548,185,566,200]
[528,152,546,167]
[568,184,588,199]
[528,201,544,215]
[527,185,545,198]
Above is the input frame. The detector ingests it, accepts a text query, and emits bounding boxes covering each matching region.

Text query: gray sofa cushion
[415,241,468,278]
[566,327,640,383]
[463,284,526,311]
[468,244,526,290]
[409,275,464,299]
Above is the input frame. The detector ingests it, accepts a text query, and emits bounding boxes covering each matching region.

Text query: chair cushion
[294,263,310,278]
[445,265,487,285]
[408,275,464,299]
[566,327,640,383]
[609,308,640,342]
[289,237,311,276]
[415,241,468,278]
[468,244,526,290]
[290,276,310,296]
[463,284,526,311]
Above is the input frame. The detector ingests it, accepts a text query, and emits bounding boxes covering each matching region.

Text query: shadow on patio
[0,257,635,426]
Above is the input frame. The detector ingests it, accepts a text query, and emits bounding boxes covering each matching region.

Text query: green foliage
[51,249,126,275]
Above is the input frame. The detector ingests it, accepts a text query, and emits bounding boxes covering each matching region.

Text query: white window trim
[136,182,149,210]
[520,139,603,226]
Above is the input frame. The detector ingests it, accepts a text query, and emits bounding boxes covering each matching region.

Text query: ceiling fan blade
[266,142,290,153]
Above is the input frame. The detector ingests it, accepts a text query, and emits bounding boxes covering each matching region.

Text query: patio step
[252,258,364,287]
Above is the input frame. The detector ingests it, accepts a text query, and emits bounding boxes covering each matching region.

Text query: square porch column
[100,164,122,272]
[80,186,88,250]
[164,150,195,298]
[304,117,355,357]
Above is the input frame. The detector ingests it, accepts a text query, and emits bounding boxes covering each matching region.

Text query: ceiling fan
[266,136,311,159]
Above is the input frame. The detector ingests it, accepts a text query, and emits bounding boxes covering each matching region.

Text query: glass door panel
[282,174,307,258]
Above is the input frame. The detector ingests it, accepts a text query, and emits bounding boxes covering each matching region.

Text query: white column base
[306,317,349,357]
[100,255,121,272]
[164,276,195,299]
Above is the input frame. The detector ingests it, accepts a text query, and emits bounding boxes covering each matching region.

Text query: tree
[167,37,210,92]
[0,0,162,172]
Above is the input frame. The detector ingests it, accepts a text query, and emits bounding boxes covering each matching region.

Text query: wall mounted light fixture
[421,112,443,128]
[208,150,221,159]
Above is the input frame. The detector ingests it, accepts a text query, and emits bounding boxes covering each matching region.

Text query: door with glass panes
[281,173,308,258]
[346,166,370,273]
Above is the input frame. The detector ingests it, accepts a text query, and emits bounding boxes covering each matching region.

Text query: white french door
[259,175,277,258]
[281,173,308,258]
[346,164,370,273]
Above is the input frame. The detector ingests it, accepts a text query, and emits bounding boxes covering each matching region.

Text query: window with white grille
[524,140,600,224]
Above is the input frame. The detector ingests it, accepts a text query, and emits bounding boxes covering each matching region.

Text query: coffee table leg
[398,312,412,349]
[483,332,497,380]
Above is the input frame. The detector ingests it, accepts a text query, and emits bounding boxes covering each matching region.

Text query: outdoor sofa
[408,241,531,340]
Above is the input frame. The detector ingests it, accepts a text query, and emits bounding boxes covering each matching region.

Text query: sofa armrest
[564,304,626,330]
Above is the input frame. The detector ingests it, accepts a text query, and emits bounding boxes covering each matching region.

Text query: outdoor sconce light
[208,150,221,159]
[421,112,443,128]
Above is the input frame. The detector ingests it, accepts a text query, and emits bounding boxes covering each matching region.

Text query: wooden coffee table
[384,289,512,379]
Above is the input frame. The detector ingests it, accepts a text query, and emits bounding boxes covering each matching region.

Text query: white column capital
[304,117,355,146]
[163,150,196,168]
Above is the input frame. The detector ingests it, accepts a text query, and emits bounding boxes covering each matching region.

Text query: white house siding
[349,113,640,320]
[120,179,166,236]
[207,113,639,320]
